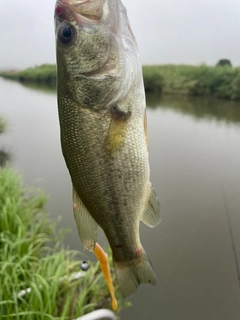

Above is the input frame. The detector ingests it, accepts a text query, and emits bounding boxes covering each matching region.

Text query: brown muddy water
[1,77,240,320]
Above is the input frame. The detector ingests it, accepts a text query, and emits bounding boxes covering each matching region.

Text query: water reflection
[19,82,56,95]
[13,80,240,125]
[146,93,240,124]
[9,78,240,125]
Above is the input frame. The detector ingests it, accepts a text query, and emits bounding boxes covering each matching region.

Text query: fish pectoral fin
[73,187,98,251]
[141,183,161,228]
[105,105,131,155]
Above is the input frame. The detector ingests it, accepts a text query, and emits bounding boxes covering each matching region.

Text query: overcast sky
[1,0,240,70]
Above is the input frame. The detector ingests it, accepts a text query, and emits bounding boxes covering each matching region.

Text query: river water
[1,77,240,319]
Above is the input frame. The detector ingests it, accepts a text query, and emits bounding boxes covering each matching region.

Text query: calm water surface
[1,78,240,320]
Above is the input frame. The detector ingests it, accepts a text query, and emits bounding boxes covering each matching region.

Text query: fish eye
[58,23,75,44]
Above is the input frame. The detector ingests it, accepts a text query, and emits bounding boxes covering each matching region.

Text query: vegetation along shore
[0,167,128,319]
[1,63,240,100]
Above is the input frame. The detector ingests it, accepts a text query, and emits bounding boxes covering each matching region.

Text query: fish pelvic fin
[73,187,98,251]
[141,183,161,228]
[113,250,157,298]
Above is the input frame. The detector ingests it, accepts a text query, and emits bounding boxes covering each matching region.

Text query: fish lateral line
[144,110,149,151]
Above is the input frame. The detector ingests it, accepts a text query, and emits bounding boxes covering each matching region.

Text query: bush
[216,59,232,67]
[143,67,163,93]
[142,64,240,100]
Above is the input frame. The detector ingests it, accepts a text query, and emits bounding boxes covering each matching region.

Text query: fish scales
[55,0,161,297]
[58,95,147,247]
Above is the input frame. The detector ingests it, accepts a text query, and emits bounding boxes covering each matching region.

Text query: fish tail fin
[113,249,157,298]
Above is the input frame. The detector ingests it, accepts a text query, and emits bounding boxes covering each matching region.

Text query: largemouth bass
[54,0,161,298]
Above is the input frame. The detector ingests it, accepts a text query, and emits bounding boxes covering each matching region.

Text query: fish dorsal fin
[73,187,98,251]
[141,183,161,228]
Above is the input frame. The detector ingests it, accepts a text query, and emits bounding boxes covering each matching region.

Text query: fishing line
[222,191,240,293]
[159,222,201,290]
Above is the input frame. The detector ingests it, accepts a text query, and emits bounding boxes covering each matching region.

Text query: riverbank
[143,64,240,100]
[1,63,240,100]
[0,168,127,319]
[0,64,56,86]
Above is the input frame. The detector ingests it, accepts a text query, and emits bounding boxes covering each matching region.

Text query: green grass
[0,65,56,86]
[1,63,240,100]
[0,168,128,319]
[143,64,240,100]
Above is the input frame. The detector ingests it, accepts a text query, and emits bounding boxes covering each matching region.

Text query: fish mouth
[56,0,104,21]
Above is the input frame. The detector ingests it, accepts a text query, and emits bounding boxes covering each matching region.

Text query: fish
[54,0,161,300]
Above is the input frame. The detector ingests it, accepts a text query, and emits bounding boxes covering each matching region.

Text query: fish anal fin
[73,187,98,251]
[105,105,131,155]
[141,183,161,228]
